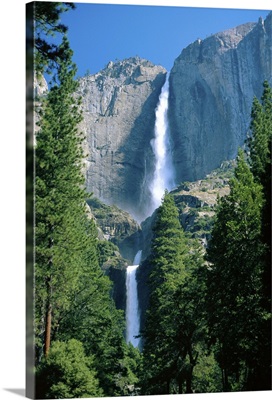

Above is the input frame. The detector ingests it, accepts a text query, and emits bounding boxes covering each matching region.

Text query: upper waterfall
[149,73,176,212]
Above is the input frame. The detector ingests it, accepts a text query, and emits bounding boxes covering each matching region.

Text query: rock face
[86,197,142,311]
[169,13,272,183]
[77,57,167,222]
[34,74,48,98]
[86,197,141,263]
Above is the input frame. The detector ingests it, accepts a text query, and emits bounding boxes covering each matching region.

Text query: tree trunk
[185,343,197,393]
[44,302,52,356]
[185,367,193,393]
[44,234,54,357]
[44,267,53,357]
[222,368,229,391]
[178,375,183,394]
[166,379,170,394]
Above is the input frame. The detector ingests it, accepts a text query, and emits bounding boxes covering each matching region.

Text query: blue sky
[56,2,271,78]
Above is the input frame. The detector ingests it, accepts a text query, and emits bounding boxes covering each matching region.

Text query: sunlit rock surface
[169,13,272,182]
[77,57,167,222]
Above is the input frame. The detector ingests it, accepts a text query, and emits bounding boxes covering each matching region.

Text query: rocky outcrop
[34,74,48,98]
[77,57,167,222]
[172,160,233,243]
[169,12,272,183]
[86,197,143,311]
[33,74,48,141]
[86,197,142,263]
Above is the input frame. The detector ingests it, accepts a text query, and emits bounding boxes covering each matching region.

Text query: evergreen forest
[28,3,271,398]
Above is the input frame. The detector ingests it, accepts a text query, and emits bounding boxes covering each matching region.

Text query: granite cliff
[169,13,272,182]
[77,57,167,222]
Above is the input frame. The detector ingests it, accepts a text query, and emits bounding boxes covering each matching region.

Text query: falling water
[126,75,175,348]
[126,250,142,348]
[149,73,175,211]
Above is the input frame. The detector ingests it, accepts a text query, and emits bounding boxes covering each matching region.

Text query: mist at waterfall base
[126,74,176,348]
[126,250,142,348]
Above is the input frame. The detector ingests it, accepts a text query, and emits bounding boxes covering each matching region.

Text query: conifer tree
[32,2,76,75]
[34,35,87,358]
[142,191,187,393]
[246,81,272,389]
[205,149,266,390]
[36,339,103,398]
[248,81,272,188]
[248,81,271,293]
[141,191,205,394]
[27,4,76,396]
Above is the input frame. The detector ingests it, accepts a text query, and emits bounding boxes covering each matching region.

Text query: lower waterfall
[126,250,142,348]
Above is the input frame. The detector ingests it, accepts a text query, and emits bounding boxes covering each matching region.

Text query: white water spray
[126,250,142,348]
[150,73,175,211]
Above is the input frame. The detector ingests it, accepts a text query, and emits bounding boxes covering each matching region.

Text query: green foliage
[33,2,76,75]
[141,191,206,394]
[36,339,103,398]
[192,346,222,393]
[248,82,272,295]
[97,240,120,267]
[198,82,272,392]
[246,80,272,390]
[58,285,128,396]
[34,36,87,359]
[206,150,264,380]
[193,214,213,233]
[248,81,272,187]
[113,344,143,396]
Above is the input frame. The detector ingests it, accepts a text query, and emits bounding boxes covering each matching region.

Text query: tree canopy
[32,2,75,75]
[141,191,206,394]
[205,81,271,391]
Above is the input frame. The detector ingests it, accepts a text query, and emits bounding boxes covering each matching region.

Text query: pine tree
[32,2,76,75]
[56,256,130,396]
[141,191,205,394]
[246,81,272,389]
[248,81,272,188]
[27,4,76,396]
[205,149,266,390]
[34,36,87,359]
[36,339,103,398]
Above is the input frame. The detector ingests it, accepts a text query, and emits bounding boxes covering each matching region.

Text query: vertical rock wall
[77,57,167,222]
[169,13,272,183]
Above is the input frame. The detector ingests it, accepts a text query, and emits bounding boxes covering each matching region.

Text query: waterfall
[149,73,176,211]
[126,250,142,348]
[125,75,175,349]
